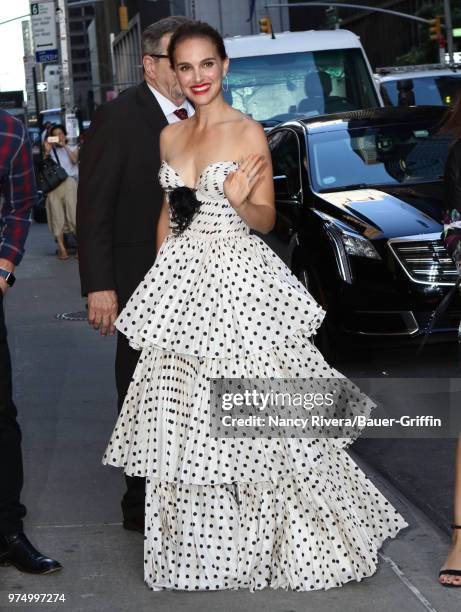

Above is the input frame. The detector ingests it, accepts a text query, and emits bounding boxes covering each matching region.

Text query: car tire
[297,266,339,364]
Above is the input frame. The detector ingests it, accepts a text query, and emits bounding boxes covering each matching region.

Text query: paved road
[1,223,460,612]
[336,340,459,534]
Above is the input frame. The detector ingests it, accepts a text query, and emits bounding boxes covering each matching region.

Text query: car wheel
[297,266,339,363]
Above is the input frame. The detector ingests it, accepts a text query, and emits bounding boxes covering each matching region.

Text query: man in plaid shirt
[0,109,61,574]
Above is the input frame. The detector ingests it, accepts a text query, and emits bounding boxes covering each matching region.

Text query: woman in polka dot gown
[103,21,408,592]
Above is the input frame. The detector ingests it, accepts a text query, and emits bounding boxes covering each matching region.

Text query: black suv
[265,106,458,353]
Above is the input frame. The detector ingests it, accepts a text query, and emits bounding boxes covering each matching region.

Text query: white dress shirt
[51,145,79,180]
[147,83,194,124]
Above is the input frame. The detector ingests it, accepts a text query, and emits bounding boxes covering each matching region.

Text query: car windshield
[381,75,461,106]
[308,121,451,192]
[227,48,379,125]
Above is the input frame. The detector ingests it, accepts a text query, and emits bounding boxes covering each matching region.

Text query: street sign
[35,49,58,63]
[453,28,461,38]
[30,0,58,63]
[37,81,48,93]
[65,112,79,144]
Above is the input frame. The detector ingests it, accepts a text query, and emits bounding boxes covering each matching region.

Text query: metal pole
[32,64,41,126]
[0,14,30,26]
[264,2,433,25]
[56,0,79,143]
[217,0,224,34]
[56,0,73,111]
[444,0,454,64]
[278,0,284,31]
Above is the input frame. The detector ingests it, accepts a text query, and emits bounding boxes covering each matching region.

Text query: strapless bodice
[158,160,250,237]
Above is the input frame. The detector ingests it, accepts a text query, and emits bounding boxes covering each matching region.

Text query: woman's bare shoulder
[160,121,183,143]
[223,109,265,139]
[240,115,266,138]
[160,121,189,156]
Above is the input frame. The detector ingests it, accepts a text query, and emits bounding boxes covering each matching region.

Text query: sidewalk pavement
[0,223,459,612]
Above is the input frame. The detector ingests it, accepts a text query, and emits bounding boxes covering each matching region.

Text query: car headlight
[314,210,381,260]
[338,228,381,260]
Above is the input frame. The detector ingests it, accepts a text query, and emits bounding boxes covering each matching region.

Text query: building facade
[286,0,459,68]
[67,0,114,118]
[110,0,289,94]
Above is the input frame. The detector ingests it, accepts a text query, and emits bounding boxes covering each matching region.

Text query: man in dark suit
[76,16,193,533]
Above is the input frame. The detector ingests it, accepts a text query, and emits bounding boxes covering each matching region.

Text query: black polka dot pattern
[116,161,326,359]
[102,161,408,592]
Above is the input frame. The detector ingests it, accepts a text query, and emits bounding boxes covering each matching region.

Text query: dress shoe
[123,517,144,534]
[0,532,62,574]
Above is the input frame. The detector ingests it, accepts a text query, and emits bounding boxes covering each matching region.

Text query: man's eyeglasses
[149,53,169,59]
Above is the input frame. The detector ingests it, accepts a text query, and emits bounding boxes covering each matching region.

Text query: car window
[308,121,451,191]
[269,129,301,194]
[382,75,461,107]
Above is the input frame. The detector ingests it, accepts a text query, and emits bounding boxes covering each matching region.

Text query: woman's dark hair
[439,93,461,141]
[168,20,227,67]
[49,123,67,136]
[169,186,201,235]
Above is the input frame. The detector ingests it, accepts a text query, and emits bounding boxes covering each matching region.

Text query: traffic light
[119,5,129,31]
[259,16,271,34]
[429,16,442,41]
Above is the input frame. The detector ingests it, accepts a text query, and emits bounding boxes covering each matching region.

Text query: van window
[227,48,378,126]
[381,75,461,107]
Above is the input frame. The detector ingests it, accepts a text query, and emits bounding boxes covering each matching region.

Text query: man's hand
[87,290,118,336]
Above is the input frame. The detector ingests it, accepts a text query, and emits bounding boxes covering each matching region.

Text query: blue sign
[35,49,58,63]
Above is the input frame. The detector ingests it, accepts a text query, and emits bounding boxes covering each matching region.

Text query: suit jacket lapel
[135,81,168,132]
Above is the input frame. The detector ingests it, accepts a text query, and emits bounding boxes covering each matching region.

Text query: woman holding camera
[43,124,79,260]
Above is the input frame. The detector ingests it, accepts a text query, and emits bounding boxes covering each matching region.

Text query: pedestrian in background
[439,94,461,588]
[0,108,62,575]
[77,15,193,534]
[43,124,79,260]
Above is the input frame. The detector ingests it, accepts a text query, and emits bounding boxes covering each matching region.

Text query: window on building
[73,62,90,74]
[72,49,89,60]
[69,21,83,33]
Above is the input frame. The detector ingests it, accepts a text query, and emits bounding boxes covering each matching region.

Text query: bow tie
[173,108,188,120]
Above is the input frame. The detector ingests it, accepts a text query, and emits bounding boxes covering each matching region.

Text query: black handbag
[37,148,68,195]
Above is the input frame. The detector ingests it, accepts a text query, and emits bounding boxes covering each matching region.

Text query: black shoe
[0,532,62,574]
[123,517,144,534]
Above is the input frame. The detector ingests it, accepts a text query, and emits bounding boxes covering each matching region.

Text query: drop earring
[222,74,229,93]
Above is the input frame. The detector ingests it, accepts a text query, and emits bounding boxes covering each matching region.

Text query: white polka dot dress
[102,161,408,592]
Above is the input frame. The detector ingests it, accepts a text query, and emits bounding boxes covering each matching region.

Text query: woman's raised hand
[224,154,265,210]
[43,139,53,156]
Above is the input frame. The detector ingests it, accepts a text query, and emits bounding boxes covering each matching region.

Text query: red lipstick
[190,83,211,95]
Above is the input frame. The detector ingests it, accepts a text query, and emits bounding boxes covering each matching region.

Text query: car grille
[388,234,457,286]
